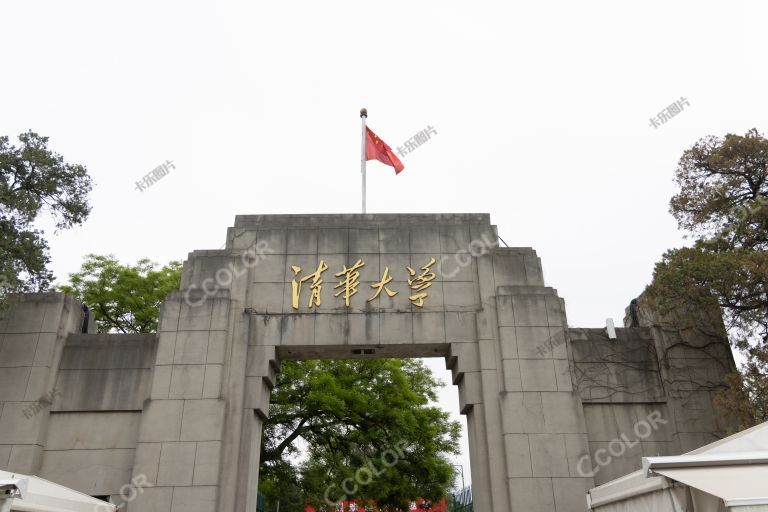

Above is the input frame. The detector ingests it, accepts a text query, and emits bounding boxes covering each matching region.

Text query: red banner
[305,497,446,512]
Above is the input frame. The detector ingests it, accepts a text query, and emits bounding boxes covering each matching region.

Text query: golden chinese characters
[334,259,365,306]
[291,260,329,309]
[289,258,437,310]
[369,266,398,301]
[406,257,436,307]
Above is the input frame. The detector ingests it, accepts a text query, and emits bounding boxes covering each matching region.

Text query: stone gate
[0,214,737,512]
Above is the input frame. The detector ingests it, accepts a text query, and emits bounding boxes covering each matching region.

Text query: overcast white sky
[3,0,767,490]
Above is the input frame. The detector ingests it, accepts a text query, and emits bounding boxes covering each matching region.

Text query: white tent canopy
[587,422,768,512]
[0,470,116,512]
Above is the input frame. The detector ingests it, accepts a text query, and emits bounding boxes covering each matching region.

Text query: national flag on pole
[365,126,405,174]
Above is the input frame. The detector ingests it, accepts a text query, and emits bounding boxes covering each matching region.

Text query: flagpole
[360,107,367,214]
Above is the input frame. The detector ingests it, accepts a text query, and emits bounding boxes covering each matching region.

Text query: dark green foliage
[649,128,768,425]
[260,359,461,509]
[0,131,92,302]
[59,254,182,333]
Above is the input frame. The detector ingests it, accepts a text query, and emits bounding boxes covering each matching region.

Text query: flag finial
[360,108,367,118]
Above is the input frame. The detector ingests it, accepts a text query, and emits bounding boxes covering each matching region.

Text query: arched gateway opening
[256,348,466,512]
[0,214,738,512]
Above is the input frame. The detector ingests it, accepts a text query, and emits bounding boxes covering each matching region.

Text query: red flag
[365,126,404,174]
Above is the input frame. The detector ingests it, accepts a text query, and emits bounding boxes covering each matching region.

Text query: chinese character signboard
[289,257,437,310]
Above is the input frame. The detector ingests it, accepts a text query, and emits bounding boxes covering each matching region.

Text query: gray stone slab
[7,444,43,474]
[410,226,441,254]
[508,477,555,511]
[0,333,38,367]
[206,331,227,364]
[138,400,183,442]
[520,359,558,391]
[437,254,474,282]
[173,331,210,365]
[23,367,49,401]
[39,448,135,495]
[132,442,161,484]
[61,333,156,369]
[178,301,213,331]
[379,228,410,253]
[251,254,287,282]
[202,365,223,399]
[529,433,569,477]
[504,433,532,477]
[193,441,222,486]
[46,412,141,450]
[169,365,205,399]
[126,487,173,512]
[379,312,412,344]
[445,312,477,342]
[171,486,217,512]
[492,253,529,287]
[0,368,31,401]
[180,399,225,441]
[0,402,44,444]
[279,315,315,345]
[286,229,318,254]
[553,478,592,512]
[157,441,196,486]
[349,228,379,253]
[33,333,57,367]
[413,312,446,342]
[502,359,522,391]
[441,281,477,311]
[541,392,585,433]
[54,367,152,411]
[151,366,172,399]
[512,295,550,327]
[439,224,471,253]
[317,228,348,253]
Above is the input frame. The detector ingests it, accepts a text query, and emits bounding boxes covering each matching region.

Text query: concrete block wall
[41,333,155,500]
[41,411,142,498]
[570,328,674,484]
[0,293,84,475]
[128,291,233,512]
[491,285,593,512]
[627,294,740,453]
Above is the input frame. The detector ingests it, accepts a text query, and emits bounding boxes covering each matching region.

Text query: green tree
[260,359,461,510]
[58,254,182,333]
[648,128,768,425]
[0,131,93,305]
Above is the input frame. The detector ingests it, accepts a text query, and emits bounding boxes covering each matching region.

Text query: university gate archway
[0,213,737,512]
[150,213,595,512]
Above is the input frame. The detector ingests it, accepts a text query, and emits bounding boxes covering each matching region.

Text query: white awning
[650,461,768,507]
[588,422,768,511]
[0,470,116,512]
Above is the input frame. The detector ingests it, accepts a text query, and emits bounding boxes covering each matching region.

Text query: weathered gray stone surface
[570,328,665,403]
[54,333,156,411]
[0,214,738,511]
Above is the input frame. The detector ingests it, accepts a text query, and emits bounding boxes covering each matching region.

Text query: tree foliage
[260,359,461,510]
[0,131,92,301]
[669,128,768,247]
[649,128,768,424]
[58,254,182,333]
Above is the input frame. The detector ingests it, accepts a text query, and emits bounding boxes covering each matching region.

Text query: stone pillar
[626,293,740,452]
[0,293,83,474]
[128,290,233,512]
[482,245,595,512]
